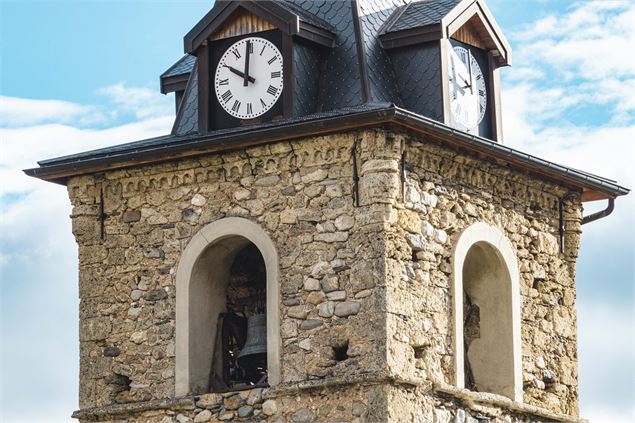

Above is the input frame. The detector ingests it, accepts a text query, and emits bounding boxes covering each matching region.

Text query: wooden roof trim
[443,0,511,66]
[160,73,190,95]
[379,24,443,49]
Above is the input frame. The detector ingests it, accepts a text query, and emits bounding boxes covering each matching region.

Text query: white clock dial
[448,46,486,130]
[214,37,284,119]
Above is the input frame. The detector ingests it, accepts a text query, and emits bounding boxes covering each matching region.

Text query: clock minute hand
[224,65,255,83]
[243,40,251,87]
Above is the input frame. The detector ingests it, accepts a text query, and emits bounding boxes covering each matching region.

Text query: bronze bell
[237,313,267,383]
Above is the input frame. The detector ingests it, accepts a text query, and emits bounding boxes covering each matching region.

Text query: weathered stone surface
[288,305,310,320]
[262,399,277,416]
[103,346,120,357]
[291,408,312,423]
[299,319,323,330]
[317,301,335,318]
[303,278,320,291]
[122,209,141,223]
[223,393,244,410]
[405,233,426,251]
[320,275,339,293]
[306,291,326,305]
[193,409,211,422]
[190,194,206,206]
[280,209,297,224]
[298,338,311,351]
[326,290,346,301]
[196,393,222,409]
[334,215,354,231]
[237,405,253,417]
[334,301,361,317]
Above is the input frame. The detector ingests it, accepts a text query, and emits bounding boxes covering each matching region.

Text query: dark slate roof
[381,0,461,33]
[288,0,364,109]
[161,54,196,78]
[277,0,336,32]
[166,0,464,132]
[172,63,199,136]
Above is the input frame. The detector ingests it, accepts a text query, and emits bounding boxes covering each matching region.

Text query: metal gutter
[582,198,615,225]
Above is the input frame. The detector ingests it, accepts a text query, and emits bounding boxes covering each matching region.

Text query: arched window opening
[452,222,522,402]
[209,243,268,392]
[176,218,280,397]
[462,242,514,398]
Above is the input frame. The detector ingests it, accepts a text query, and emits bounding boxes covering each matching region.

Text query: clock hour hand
[224,65,255,83]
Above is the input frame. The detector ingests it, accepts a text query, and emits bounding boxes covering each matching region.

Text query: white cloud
[501,2,634,417]
[0,96,103,127]
[508,0,635,123]
[578,301,635,422]
[0,85,174,212]
[98,83,174,120]
[1,85,174,421]
[0,84,173,130]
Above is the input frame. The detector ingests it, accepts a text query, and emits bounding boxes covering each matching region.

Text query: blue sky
[1,1,633,422]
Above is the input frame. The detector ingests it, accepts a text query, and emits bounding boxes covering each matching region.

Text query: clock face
[214,37,284,119]
[448,46,487,130]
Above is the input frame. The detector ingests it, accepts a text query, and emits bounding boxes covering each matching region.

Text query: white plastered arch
[175,217,280,396]
[452,222,522,401]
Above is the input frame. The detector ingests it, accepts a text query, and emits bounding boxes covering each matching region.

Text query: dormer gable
[184,0,336,54]
[379,0,511,66]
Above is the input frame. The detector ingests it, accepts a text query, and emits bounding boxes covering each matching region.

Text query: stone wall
[68,128,583,422]
[380,133,582,417]
[69,131,394,413]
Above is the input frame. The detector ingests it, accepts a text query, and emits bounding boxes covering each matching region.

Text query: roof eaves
[24,104,629,200]
[391,107,629,198]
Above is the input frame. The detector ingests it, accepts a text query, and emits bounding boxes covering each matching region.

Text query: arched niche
[175,217,280,396]
[452,222,522,401]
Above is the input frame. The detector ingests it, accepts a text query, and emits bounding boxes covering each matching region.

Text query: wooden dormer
[444,0,511,67]
[379,0,510,67]
[184,0,336,54]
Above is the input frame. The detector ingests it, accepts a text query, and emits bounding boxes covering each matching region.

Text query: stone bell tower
[25,1,628,422]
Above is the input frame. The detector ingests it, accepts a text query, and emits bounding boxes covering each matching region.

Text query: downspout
[581,198,615,225]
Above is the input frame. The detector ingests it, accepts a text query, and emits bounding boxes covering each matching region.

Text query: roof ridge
[380,1,412,34]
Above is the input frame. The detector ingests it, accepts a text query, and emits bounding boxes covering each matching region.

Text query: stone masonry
[69,129,583,422]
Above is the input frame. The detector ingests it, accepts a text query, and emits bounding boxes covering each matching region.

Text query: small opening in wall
[413,346,426,359]
[333,342,349,362]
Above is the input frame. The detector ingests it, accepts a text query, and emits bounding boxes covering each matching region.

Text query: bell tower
[24,1,629,422]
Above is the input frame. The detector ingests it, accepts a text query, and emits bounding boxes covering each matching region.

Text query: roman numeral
[247,103,253,115]
[232,49,241,59]
[267,57,276,65]
[476,74,483,80]
[271,71,281,78]
[221,90,233,103]
[260,98,267,108]
[260,45,266,56]
[248,43,253,54]
[231,100,241,112]
[219,78,229,86]
[478,89,485,96]
[267,85,278,96]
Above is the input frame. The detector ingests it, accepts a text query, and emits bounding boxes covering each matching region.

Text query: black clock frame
[197,30,293,132]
